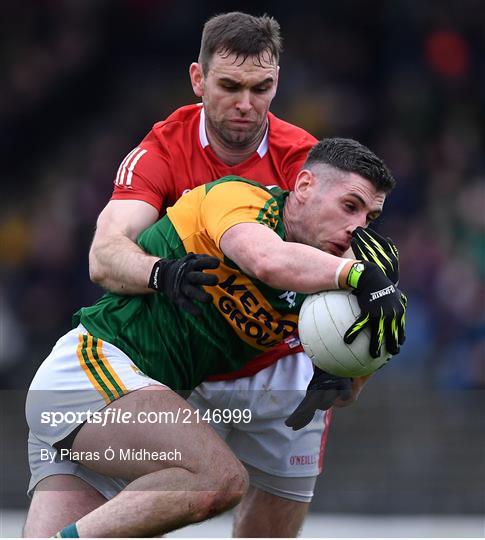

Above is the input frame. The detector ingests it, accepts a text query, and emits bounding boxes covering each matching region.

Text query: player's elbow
[88,252,102,285]
[88,241,106,285]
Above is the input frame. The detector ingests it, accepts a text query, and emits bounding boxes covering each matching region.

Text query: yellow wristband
[347,262,366,289]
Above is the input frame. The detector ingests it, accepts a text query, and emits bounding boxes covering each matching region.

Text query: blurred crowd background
[1,0,484,514]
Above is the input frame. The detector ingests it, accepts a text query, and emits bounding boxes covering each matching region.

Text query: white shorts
[188,353,333,501]
[26,325,162,498]
[27,328,331,503]
[190,353,331,477]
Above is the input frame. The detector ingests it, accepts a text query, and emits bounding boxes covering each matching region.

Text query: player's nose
[344,223,355,237]
[235,91,252,113]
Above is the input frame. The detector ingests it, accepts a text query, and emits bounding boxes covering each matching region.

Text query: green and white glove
[351,226,400,285]
[344,261,407,358]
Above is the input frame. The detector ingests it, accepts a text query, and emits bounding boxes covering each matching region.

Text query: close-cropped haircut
[304,138,396,192]
[198,12,282,74]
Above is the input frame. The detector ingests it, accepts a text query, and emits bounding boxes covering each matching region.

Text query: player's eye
[344,202,356,213]
[253,86,269,93]
[221,83,239,91]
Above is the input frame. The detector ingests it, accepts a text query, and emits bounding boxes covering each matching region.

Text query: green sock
[54,523,79,538]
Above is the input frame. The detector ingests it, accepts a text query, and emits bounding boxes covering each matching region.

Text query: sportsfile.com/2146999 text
[40,407,252,427]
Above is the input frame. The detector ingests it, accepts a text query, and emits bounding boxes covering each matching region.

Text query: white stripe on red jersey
[125,149,147,186]
[115,148,139,185]
[115,147,147,186]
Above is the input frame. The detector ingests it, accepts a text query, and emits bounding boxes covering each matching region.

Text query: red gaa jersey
[111,103,317,379]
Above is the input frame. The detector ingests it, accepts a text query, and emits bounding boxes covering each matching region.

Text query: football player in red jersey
[24,12,383,538]
[92,14,320,537]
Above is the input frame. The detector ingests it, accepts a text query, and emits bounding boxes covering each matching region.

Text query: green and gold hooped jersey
[74,177,305,391]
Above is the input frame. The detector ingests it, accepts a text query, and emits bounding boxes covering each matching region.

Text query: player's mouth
[228,119,254,126]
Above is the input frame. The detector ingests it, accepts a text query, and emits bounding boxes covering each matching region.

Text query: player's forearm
[255,242,355,293]
[89,234,159,294]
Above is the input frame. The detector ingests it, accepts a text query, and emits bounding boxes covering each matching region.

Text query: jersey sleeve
[201,182,281,248]
[282,135,317,188]
[110,145,175,213]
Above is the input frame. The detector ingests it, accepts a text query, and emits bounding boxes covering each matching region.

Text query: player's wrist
[337,259,359,289]
[148,258,168,291]
[346,261,368,289]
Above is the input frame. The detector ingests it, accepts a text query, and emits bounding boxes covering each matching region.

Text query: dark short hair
[199,12,282,74]
[304,138,396,192]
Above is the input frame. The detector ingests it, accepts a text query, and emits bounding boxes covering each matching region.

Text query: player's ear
[293,169,314,203]
[189,62,205,97]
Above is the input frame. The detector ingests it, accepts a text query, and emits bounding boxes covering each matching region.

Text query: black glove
[344,261,407,358]
[351,226,400,285]
[285,367,352,431]
[149,253,220,316]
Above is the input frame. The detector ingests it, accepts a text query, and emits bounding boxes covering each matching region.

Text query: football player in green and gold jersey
[27,138,406,538]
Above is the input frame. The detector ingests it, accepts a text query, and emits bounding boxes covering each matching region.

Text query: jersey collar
[199,105,269,158]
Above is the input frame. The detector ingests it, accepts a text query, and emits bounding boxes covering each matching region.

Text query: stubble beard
[207,115,267,149]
